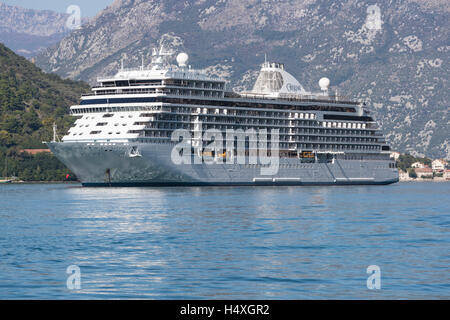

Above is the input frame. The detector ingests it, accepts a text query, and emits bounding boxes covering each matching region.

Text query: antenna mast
[52,123,60,143]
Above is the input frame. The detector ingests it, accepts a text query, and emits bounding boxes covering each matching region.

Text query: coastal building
[399,170,409,181]
[20,149,52,155]
[411,162,426,169]
[432,159,447,172]
[445,169,450,180]
[414,168,433,178]
[390,151,401,161]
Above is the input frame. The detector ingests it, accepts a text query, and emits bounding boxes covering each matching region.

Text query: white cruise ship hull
[47,142,399,186]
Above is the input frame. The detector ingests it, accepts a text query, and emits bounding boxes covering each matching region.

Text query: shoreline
[2,180,449,185]
[5,181,80,184]
[399,178,449,183]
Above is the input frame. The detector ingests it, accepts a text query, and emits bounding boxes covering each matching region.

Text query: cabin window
[115,80,129,87]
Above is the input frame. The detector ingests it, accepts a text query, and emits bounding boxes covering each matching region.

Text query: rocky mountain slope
[36,0,449,159]
[0,3,85,58]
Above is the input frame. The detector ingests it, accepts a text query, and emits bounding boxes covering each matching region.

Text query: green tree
[0,130,13,147]
[408,168,417,179]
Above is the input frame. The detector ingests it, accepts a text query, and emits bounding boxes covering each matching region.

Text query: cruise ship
[47,48,399,186]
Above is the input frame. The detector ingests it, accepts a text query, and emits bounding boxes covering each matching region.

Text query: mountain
[0,43,89,180]
[0,3,85,58]
[36,0,449,159]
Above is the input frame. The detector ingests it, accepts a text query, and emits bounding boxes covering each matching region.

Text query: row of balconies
[160,107,377,129]
[139,125,381,144]
[136,131,381,151]
[139,117,380,137]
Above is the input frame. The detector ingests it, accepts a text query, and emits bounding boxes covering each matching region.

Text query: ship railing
[81,91,357,106]
[96,67,221,83]
[236,93,359,105]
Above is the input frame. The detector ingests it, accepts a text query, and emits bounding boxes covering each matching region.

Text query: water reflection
[0,183,449,299]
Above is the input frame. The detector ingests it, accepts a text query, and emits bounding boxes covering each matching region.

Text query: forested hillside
[0,43,89,181]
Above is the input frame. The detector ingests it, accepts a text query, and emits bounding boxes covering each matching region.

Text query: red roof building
[20,149,52,155]
[414,167,433,178]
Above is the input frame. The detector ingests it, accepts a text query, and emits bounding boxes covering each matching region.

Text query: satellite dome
[319,77,330,91]
[176,52,189,67]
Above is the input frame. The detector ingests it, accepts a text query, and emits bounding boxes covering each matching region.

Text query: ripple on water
[0,182,449,299]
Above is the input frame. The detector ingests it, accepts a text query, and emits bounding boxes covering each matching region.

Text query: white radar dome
[176,52,189,67]
[319,77,330,91]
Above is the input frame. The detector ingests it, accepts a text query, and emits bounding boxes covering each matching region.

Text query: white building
[411,162,426,169]
[399,170,409,181]
[445,170,450,180]
[432,159,447,172]
[390,151,401,161]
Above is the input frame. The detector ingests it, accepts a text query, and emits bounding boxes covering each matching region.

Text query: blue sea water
[0,182,449,299]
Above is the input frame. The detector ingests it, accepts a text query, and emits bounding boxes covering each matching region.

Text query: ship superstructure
[47,48,398,186]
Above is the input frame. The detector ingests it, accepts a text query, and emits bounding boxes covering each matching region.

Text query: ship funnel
[251,62,307,97]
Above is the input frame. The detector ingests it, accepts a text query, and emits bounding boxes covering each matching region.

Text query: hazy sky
[2,0,114,17]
